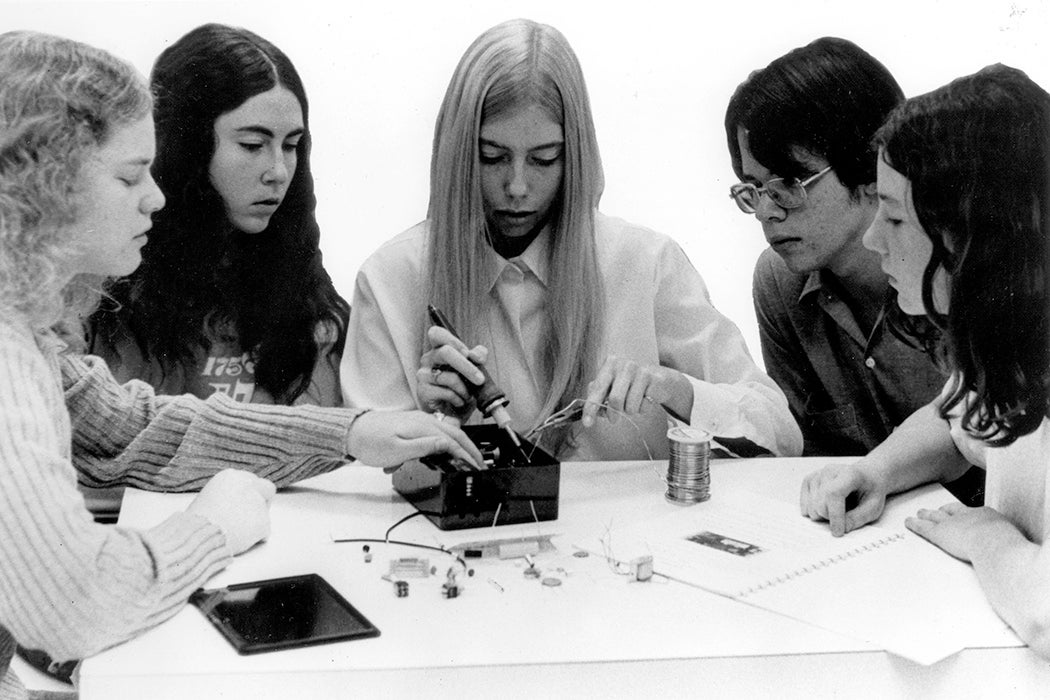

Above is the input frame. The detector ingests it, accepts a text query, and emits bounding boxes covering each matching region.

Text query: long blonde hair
[426,19,605,446]
[0,31,151,344]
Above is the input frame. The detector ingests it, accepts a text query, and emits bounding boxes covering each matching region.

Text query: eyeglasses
[728,165,833,214]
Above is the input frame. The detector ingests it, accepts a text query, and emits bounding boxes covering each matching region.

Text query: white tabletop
[78,458,1050,699]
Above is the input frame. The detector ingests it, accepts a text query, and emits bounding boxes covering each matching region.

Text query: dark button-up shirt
[752,248,945,456]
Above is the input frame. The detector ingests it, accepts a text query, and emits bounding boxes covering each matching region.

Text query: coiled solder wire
[665,426,711,504]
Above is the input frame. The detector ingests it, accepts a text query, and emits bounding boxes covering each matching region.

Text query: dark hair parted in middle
[92,23,348,403]
[875,64,1050,446]
[725,36,904,192]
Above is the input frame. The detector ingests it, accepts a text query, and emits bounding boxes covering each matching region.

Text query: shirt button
[864,357,876,369]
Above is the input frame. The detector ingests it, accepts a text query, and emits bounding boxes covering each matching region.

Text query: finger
[915,507,948,524]
[254,478,277,503]
[606,361,637,416]
[407,435,485,471]
[429,420,486,469]
[905,516,934,541]
[844,492,882,533]
[418,385,467,411]
[466,344,489,365]
[804,475,831,521]
[431,411,462,428]
[624,369,651,415]
[418,368,469,408]
[827,492,847,537]
[642,366,672,407]
[799,475,814,517]
[426,326,471,354]
[419,347,443,370]
[433,344,486,386]
[583,359,616,427]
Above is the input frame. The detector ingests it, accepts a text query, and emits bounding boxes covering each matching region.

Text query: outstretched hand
[905,503,1007,562]
[347,409,485,470]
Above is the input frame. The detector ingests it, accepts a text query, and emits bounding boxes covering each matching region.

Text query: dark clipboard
[189,573,380,654]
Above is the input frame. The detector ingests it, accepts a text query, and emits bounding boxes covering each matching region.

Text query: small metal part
[442,569,460,599]
[388,557,431,578]
[630,555,654,582]
[498,541,540,559]
[572,550,589,558]
[394,580,409,597]
[364,552,373,563]
[477,441,501,468]
[523,566,541,579]
[541,577,562,587]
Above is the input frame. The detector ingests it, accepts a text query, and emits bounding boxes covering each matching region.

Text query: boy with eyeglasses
[723,37,950,462]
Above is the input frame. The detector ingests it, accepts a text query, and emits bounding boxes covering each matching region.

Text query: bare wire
[526,398,655,461]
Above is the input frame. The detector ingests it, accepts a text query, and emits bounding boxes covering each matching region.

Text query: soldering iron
[426,304,524,452]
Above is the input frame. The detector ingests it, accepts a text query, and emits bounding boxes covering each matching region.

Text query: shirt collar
[798,269,827,303]
[484,227,551,291]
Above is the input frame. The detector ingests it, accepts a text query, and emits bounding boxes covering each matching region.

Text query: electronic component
[498,540,540,560]
[393,424,560,530]
[387,557,433,578]
[441,568,460,599]
[630,555,654,582]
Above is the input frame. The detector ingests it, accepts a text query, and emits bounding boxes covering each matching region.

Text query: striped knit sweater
[0,313,359,698]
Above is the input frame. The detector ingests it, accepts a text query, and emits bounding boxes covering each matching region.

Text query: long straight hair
[92,24,348,403]
[426,19,605,444]
[875,64,1050,445]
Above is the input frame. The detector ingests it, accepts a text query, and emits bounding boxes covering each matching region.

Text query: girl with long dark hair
[92,23,349,406]
[801,64,1050,656]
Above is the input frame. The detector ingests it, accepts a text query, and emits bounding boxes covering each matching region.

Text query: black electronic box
[392,424,560,530]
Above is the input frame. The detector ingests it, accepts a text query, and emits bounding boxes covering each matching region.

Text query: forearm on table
[864,401,969,494]
[0,489,230,661]
[968,521,1050,656]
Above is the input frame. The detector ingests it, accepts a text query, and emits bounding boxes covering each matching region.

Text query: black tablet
[189,573,380,654]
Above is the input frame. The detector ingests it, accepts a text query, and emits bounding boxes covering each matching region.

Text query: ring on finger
[431,366,442,379]
[434,411,446,422]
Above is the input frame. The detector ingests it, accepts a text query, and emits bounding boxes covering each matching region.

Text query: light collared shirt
[342,212,801,460]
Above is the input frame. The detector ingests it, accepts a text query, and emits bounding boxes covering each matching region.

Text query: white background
[4,0,1048,366]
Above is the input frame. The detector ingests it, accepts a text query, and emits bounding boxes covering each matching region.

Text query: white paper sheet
[573,490,1020,665]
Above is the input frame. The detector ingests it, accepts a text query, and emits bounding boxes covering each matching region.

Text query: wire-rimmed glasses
[728,165,833,214]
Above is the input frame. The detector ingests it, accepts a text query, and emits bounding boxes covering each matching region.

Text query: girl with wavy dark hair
[801,64,1050,656]
[91,23,349,406]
